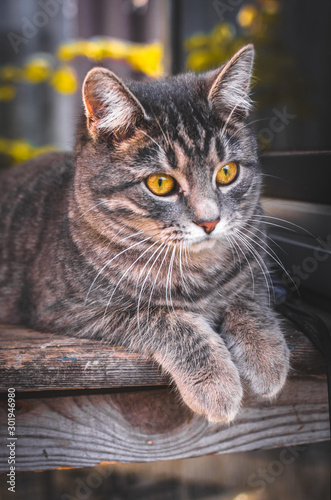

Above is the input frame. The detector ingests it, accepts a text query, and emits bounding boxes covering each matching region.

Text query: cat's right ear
[82,67,147,140]
[205,44,255,121]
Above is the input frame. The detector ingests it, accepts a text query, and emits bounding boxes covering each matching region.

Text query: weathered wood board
[0,322,329,471]
[0,377,329,471]
[0,322,326,391]
[0,325,167,391]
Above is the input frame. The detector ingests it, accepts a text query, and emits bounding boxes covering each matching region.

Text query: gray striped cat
[0,45,289,423]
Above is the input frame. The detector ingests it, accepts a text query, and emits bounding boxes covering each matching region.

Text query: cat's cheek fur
[222,303,290,398]
[152,312,243,424]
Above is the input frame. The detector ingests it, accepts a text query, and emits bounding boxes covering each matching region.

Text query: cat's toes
[176,369,243,424]
[247,365,287,399]
[238,341,290,399]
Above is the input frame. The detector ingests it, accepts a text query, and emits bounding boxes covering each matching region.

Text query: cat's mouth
[159,221,222,249]
[165,229,218,251]
[146,222,221,250]
[184,234,218,250]
[181,221,224,249]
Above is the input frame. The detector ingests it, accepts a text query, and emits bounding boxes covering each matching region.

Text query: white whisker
[139,130,167,156]
[151,111,172,148]
[235,229,274,304]
[105,235,163,314]
[229,233,255,297]
[146,241,172,327]
[251,214,316,238]
[102,237,163,322]
[250,224,289,257]
[84,231,159,304]
[240,227,298,294]
[166,245,177,317]
[77,200,108,220]
[137,239,169,332]
[179,242,193,300]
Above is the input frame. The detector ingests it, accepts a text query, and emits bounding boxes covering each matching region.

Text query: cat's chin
[185,236,218,253]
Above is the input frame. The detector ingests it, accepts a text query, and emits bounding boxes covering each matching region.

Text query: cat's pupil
[158,178,163,187]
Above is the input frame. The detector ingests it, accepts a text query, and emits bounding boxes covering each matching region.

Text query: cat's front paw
[153,311,243,424]
[227,326,290,400]
[175,366,243,424]
[246,338,289,399]
[223,305,290,400]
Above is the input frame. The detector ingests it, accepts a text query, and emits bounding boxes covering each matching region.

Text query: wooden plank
[0,321,326,392]
[0,376,328,471]
[0,324,168,391]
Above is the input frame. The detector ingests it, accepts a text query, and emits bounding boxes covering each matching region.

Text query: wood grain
[0,321,326,392]
[0,376,329,471]
[0,322,328,471]
[0,324,168,391]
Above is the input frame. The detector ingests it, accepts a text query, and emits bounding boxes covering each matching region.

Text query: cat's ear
[206,44,255,120]
[82,67,147,140]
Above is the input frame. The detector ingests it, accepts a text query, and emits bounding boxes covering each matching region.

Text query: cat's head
[75,44,260,252]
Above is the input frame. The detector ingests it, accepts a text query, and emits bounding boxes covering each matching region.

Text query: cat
[0,44,289,423]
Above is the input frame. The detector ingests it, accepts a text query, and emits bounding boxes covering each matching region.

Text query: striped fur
[0,45,289,423]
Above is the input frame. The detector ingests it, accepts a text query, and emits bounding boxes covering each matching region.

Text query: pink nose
[194,218,220,234]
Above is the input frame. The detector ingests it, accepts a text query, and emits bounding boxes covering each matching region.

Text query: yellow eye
[146,174,176,196]
[216,162,238,185]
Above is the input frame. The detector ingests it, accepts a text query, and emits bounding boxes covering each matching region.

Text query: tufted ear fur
[82,67,148,140]
[206,44,255,121]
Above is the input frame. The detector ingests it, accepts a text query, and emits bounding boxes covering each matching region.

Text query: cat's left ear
[82,67,148,140]
[206,44,255,120]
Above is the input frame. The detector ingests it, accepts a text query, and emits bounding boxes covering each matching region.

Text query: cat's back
[0,152,75,323]
[0,151,74,256]
[0,151,73,200]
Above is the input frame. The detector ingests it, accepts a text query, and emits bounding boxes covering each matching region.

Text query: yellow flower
[56,38,164,77]
[9,140,31,163]
[57,40,104,61]
[56,42,77,62]
[0,85,15,101]
[0,65,22,82]
[237,5,259,28]
[184,33,210,51]
[186,51,215,72]
[24,58,52,83]
[0,138,10,152]
[0,138,58,164]
[258,0,280,14]
[213,23,235,41]
[128,43,164,77]
[31,144,58,158]
[72,40,92,58]
[84,41,104,60]
[50,66,77,94]
[102,39,129,59]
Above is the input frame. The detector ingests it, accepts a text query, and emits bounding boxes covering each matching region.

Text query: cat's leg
[222,298,290,399]
[146,311,243,423]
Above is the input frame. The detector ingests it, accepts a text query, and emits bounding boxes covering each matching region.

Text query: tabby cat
[0,45,289,423]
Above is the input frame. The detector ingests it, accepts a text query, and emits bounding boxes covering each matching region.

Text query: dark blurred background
[0,1,330,499]
[1,0,331,169]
